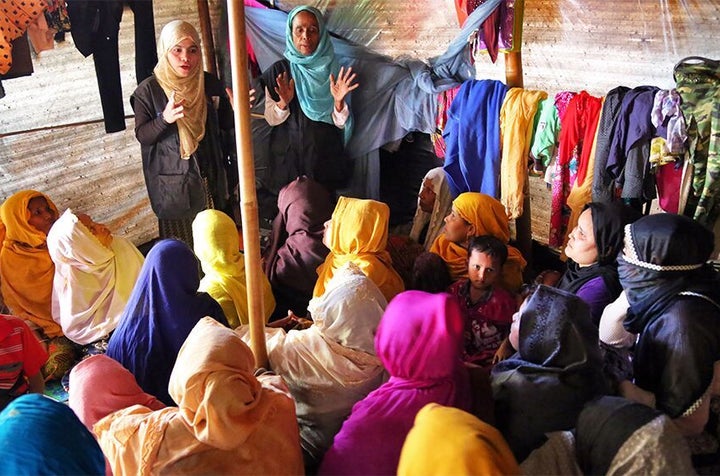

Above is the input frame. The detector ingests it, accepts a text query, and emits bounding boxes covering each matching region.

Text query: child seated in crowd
[0,314,48,410]
[448,235,516,368]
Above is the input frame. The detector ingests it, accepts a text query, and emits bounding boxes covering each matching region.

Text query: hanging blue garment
[443,79,508,197]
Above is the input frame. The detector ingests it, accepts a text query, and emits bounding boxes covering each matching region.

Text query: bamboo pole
[227,1,268,368]
[197,0,218,77]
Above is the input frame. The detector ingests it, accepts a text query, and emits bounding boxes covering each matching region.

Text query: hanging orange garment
[313,197,404,302]
[0,190,61,337]
[500,88,548,219]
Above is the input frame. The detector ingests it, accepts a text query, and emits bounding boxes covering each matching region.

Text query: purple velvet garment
[575,275,613,326]
[318,291,471,476]
[106,239,228,406]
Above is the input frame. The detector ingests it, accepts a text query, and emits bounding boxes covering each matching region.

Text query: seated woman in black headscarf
[491,285,606,462]
[575,396,694,475]
[554,201,641,325]
[616,213,720,438]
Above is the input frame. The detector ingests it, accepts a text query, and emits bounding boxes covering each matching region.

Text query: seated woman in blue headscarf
[106,239,228,406]
[261,6,358,194]
[0,393,105,475]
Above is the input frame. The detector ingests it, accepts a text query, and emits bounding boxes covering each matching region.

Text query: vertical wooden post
[505,50,533,274]
[197,0,218,76]
[227,1,268,369]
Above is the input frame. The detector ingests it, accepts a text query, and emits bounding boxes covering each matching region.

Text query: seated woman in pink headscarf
[318,291,471,476]
[95,317,304,475]
[68,354,166,432]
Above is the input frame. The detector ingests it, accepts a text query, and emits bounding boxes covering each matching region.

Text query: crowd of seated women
[0,170,718,475]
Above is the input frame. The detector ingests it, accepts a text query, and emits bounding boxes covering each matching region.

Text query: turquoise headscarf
[0,394,105,475]
[284,6,353,142]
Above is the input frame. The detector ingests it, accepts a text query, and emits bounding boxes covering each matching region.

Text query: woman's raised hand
[162,91,185,124]
[329,66,359,109]
[274,72,295,110]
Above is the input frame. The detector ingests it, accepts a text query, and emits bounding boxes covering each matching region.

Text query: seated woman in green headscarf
[261,6,358,194]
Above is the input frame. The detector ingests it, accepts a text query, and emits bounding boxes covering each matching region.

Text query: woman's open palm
[329,66,359,104]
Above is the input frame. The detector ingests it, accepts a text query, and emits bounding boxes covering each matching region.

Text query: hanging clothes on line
[500,87,547,219]
[0,0,46,75]
[674,57,720,227]
[443,79,508,198]
[66,0,157,133]
[606,85,659,206]
[591,86,630,202]
[549,91,601,248]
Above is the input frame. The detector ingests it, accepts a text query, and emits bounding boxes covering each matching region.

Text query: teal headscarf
[284,6,353,142]
[0,394,105,475]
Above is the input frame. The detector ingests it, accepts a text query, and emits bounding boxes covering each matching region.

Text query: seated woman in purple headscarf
[106,239,228,405]
[318,291,471,476]
[262,176,334,319]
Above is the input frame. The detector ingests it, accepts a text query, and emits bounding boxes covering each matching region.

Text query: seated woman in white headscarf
[409,167,453,250]
[239,262,387,470]
[47,209,144,349]
[95,317,304,475]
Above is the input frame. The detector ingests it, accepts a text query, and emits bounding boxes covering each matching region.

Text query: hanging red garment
[549,91,602,248]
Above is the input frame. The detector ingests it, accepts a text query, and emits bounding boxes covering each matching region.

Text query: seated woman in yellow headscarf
[192,209,275,328]
[430,192,526,293]
[313,196,404,302]
[398,403,520,476]
[0,190,78,380]
[95,317,304,475]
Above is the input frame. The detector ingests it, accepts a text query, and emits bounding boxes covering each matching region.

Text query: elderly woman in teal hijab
[261,6,358,194]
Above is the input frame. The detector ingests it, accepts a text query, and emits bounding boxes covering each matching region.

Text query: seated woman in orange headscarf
[430,192,526,293]
[0,190,78,380]
[313,196,404,302]
[95,317,304,475]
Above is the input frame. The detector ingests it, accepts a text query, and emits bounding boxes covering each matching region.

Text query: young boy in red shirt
[447,235,517,367]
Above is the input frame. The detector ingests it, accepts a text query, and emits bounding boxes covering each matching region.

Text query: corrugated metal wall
[1,0,719,245]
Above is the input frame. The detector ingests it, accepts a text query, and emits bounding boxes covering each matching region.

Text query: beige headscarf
[409,167,453,250]
[94,317,304,475]
[154,20,206,159]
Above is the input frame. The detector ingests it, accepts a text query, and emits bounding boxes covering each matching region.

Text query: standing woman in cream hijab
[131,20,236,247]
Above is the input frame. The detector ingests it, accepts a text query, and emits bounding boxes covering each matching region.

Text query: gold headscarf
[430,192,526,292]
[313,197,404,301]
[94,317,304,475]
[0,190,62,336]
[192,210,275,328]
[398,403,520,476]
[154,20,206,160]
